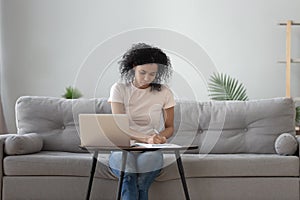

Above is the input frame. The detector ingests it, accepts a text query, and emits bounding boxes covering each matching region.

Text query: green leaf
[296,106,300,124]
[62,86,83,99]
[208,73,249,101]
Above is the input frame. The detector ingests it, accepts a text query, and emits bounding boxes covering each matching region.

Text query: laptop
[79,114,131,147]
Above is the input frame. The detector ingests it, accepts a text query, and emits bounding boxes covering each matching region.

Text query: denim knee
[136,151,163,173]
[109,151,137,173]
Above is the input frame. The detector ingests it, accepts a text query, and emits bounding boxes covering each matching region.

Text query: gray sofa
[0,96,299,200]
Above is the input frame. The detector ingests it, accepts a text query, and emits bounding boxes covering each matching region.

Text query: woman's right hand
[147,134,167,144]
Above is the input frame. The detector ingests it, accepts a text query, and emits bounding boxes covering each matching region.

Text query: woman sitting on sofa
[108,43,175,200]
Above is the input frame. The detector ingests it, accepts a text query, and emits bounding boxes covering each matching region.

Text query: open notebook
[132,142,181,148]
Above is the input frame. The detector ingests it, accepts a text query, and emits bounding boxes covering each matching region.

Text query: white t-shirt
[108,82,175,134]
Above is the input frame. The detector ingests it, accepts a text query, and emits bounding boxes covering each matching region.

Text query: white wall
[1,0,300,132]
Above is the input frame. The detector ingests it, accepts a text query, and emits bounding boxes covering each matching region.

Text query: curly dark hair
[119,43,172,91]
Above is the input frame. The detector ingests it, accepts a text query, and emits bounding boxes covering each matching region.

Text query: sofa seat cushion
[157,154,299,181]
[4,152,298,182]
[3,151,116,180]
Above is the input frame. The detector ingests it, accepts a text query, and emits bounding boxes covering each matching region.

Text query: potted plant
[62,86,83,99]
[207,72,248,101]
[296,106,300,125]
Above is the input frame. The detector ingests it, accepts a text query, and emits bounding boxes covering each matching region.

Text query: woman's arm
[157,106,174,139]
[146,106,174,144]
[110,102,125,114]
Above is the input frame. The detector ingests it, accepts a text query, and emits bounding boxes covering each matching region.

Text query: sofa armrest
[0,134,17,200]
[0,133,17,157]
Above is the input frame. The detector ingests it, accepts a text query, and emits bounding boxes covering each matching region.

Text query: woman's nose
[144,74,150,81]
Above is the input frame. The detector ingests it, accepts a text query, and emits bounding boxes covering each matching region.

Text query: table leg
[116,151,128,200]
[175,150,190,200]
[86,150,99,200]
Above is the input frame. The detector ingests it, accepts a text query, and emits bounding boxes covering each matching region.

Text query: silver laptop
[79,114,131,147]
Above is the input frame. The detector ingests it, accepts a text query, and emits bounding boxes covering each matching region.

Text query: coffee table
[81,145,198,200]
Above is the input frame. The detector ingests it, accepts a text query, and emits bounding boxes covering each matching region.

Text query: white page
[133,143,181,148]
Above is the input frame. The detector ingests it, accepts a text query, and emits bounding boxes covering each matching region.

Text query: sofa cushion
[173,100,201,132]
[3,151,116,180]
[15,96,111,152]
[275,133,298,155]
[171,97,295,154]
[4,133,43,155]
[157,153,299,181]
[3,151,298,180]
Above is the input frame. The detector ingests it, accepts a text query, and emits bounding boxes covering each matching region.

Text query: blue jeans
[109,151,163,200]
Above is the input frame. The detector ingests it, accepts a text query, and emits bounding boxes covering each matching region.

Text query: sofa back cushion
[170,97,295,154]
[16,96,111,152]
[16,96,295,154]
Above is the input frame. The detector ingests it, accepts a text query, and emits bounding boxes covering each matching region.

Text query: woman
[108,43,175,200]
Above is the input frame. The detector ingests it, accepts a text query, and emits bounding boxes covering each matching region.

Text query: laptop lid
[79,114,131,147]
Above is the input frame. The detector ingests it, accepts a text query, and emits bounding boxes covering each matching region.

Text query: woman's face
[133,63,158,89]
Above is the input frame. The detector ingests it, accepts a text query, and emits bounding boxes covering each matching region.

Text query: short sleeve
[163,86,176,109]
[108,83,124,103]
